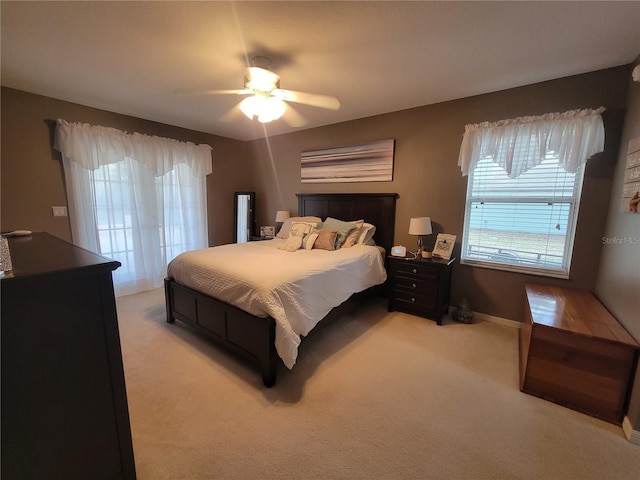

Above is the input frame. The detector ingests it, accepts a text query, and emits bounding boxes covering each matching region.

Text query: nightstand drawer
[391,290,437,309]
[393,290,438,314]
[392,262,438,279]
[392,275,435,292]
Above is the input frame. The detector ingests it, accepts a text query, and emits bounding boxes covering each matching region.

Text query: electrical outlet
[52,206,68,217]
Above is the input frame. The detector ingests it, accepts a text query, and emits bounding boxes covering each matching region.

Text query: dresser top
[2,232,120,280]
[524,283,638,347]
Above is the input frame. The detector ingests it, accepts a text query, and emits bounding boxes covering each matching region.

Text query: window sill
[460,258,570,279]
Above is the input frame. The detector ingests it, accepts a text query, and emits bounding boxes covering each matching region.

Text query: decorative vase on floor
[453,298,473,324]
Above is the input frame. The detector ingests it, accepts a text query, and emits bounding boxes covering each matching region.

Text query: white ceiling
[2,1,639,141]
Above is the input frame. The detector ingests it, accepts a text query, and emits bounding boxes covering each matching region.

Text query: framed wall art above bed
[300,140,395,184]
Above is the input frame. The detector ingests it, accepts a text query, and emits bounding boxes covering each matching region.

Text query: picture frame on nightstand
[260,226,275,238]
[432,234,456,260]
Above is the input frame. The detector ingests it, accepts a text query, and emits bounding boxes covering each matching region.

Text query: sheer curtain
[54,119,212,296]
[458,107,605,178]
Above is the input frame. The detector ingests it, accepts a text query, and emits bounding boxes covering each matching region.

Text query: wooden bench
[519,283,639,425]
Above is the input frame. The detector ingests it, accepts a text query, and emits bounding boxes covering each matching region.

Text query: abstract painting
[301,139,394,183]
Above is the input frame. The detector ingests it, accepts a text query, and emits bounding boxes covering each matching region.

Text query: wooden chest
[519,284,639,425]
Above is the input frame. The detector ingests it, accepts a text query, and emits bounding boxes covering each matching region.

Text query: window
[457,108,605,278]
[461,153,585,277]
[54,120,212,296]
[93,161,206,293]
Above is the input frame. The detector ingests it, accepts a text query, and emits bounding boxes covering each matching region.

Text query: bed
[164,192,398,386]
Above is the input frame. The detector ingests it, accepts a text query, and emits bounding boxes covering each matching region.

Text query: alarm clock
[391,245,407,257]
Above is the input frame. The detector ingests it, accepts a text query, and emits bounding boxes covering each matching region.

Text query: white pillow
[290,221,317,238]
[277,234,304,252]
[301,232,319,250]
[341,220,365,248]
[357,223,376,245]
[276,216,321,239]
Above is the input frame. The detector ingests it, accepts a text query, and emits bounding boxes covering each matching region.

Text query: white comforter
[167,239,387,369]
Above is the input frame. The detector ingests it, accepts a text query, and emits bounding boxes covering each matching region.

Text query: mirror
[234,191,255,243]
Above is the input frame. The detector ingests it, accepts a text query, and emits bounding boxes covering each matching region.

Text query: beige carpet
[116,289,639,480]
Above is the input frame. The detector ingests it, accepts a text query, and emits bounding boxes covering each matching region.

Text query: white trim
[622,416,640,445]
[448,307,521,328]
[460,257,571,279]
[474,311,521,328]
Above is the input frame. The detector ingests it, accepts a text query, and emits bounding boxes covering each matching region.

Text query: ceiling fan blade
[219,104,245,123]
[273,89,340,110]
[175,88,252,97]
[282,105,307,127]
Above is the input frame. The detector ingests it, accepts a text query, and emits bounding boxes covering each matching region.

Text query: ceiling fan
[177,57,341,125]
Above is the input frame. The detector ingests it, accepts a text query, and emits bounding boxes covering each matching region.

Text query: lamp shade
[408,217,432,236]
[275,210,290,222]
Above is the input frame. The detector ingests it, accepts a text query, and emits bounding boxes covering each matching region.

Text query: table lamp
[275,210,290,233]
[409,217,432,256]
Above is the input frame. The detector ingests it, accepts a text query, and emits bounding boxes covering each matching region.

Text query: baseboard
[448,307,520,328]
[622,416,640,444]
[474,311,521,328]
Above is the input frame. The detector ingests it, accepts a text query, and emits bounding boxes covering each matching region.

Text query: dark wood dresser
[1,233,136,480]
[519,283,639,425]
[387,255,454,325]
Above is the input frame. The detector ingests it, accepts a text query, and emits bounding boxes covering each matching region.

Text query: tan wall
[0,87,251,246]
[1,67,629,320]
[595,57,640,429]
[248,66,630,321]
[2,67,637,427]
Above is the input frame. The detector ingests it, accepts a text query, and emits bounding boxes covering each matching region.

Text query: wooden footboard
[165,278,384,387]
[164,278,277,387]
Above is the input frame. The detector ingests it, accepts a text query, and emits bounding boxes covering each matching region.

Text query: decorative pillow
[341,220,365,248]
[312,230,338,251]
[357,223,376,245]
[321,217,357,249]
[290,221,317,238]
[301,232,319,250]
[277,234,304,252]
[276,216,322,239]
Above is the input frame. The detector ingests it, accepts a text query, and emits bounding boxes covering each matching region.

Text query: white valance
[54,119,213,177]
[458,107,606,178]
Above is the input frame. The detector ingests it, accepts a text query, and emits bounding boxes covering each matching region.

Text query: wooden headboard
[297,193,398,254]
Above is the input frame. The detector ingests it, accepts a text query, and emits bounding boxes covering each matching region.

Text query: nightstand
[387,255,455,325]
[250,236,274,241]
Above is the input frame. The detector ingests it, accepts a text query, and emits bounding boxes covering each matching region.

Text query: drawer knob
[412,268,417,274]
[412,283,417,289]
[411,297,415,303]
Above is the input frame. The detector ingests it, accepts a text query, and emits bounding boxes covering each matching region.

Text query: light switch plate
[52,206,68,217]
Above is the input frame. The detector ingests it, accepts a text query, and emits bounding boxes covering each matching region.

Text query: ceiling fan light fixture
[245,67,280,92]
[181,59,337,125]
[239,95,286,123]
